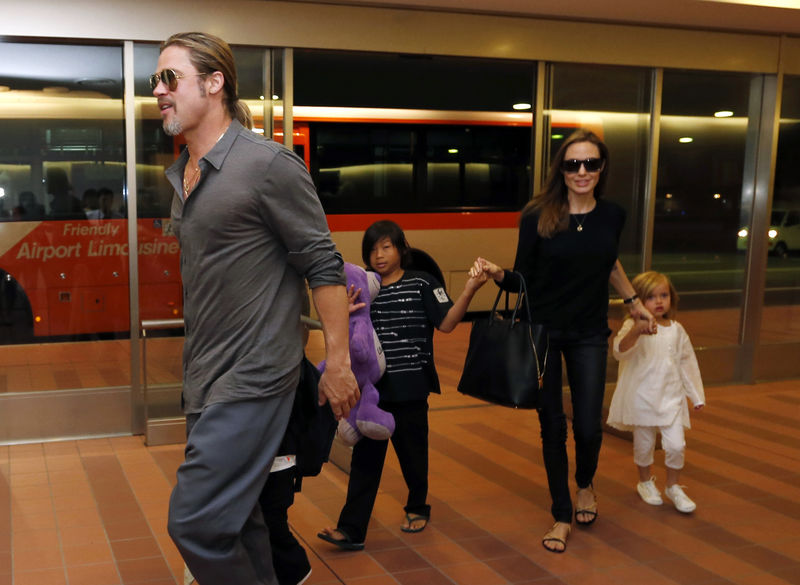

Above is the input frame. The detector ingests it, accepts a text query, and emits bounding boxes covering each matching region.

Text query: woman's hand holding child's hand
[628,300,657,334]
[465,266,488,293]
[471,257,504,281]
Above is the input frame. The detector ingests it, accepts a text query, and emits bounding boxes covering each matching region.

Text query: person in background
[17,191,46,220]
[607,271,705,514]
[154,31,358,585]
[318,220,487,550]
[87,187,124,219]
[82,188,100,217]
[46,168,83,219]
[473,129,655,553]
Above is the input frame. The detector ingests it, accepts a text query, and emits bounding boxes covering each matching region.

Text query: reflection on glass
[0,40,130,389]
[761,75,800,343]
[653,70,753,346]
[294,49,534,215]
[547,63,652,264]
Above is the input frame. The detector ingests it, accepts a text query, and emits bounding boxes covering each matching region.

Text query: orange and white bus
[0,99,593,342]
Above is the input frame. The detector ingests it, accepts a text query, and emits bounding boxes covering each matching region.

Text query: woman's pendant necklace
[573,213,587,232]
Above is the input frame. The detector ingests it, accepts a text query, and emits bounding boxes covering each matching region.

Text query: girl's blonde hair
[630,271,679,320]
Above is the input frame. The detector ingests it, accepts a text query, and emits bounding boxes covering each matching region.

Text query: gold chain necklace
[182,130,227,198]
[573,213,588,232]
[183,164,201,198]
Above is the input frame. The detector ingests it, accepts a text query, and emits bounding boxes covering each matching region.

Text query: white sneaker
[637,477,663,505]
[665,484,696,513]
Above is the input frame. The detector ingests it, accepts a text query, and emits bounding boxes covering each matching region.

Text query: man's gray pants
[168,391,295,585]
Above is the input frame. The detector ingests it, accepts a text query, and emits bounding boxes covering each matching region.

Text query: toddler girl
[607,271,705,513]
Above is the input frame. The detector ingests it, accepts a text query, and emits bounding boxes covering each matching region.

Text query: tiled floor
[2,324,800,584]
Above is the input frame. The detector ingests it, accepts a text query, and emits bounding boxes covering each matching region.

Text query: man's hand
[317,360,360,420]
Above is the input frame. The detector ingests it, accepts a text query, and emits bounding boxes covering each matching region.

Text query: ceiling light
[448,148,459,154]
[713,193,721,199]
[551,134,564,140]
[512,103,531,111]
[714,110,734,118]
[679,137,693,143]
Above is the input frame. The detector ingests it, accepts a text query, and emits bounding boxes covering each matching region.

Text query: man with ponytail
[153,32,359,585]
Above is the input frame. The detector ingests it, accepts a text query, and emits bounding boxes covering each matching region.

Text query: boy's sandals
[575,486,598,525]
[316,527,365,551]
[542,521,571,553]
[400,513,429,533]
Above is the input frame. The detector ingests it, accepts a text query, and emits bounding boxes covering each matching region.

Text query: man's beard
[163,117,183,137]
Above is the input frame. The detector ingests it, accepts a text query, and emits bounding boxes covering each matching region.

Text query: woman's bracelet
[623,294,639,305]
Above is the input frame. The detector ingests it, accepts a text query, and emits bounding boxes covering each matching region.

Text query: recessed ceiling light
[512,103,532,111]
[679,137,693,143]
[714,110,734,118]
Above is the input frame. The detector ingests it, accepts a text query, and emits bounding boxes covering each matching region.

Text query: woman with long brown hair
[474,129,655,553]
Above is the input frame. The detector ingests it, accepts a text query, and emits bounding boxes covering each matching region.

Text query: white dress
[607,319,705,432]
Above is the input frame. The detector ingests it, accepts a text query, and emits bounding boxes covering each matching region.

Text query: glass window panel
[295,49,534,214]
[0,40,129,390]
[547,63,652,267]
[761,75,800,343]
[653,69,752,347]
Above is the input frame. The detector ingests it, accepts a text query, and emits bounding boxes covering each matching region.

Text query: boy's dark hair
[361,220,411,269]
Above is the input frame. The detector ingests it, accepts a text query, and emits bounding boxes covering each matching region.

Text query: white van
[737,208,800,257]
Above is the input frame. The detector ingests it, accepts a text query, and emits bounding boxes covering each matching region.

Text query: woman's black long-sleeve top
[499,199,625,335]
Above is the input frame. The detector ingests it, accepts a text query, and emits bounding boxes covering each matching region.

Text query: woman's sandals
[542,522,571,553]
[316,527,365,551]
[400,513,429,533]
[575,486,598,525]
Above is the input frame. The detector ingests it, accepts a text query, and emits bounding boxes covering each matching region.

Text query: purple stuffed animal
[319,263,395,446]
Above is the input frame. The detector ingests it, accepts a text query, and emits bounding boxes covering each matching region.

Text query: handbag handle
[489,271,532,327]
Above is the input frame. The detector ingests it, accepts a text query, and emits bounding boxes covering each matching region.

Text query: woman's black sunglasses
[561,158,605,173]
[149,69,208,91]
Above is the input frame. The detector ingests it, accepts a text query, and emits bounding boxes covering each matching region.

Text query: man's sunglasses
[561,158,605,173]
[149,69,208,91]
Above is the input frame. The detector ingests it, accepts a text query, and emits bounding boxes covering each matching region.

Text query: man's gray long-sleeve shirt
[166,120,344,414]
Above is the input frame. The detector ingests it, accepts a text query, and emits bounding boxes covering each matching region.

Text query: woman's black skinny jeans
[537,329,608,524]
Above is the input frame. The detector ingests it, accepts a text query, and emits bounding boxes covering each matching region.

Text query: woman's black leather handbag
[458,272,548,409]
